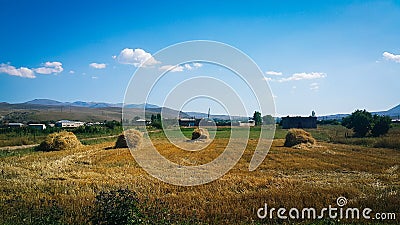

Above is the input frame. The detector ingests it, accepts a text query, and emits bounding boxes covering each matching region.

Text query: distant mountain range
[318,103,400,120]
[0,99,398,122]
[24,99,159,109]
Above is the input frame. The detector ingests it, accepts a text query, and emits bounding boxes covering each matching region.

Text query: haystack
[284,128,316,147]
[38,131,81,151]
[191,128,209,140]
[114,129,143,149]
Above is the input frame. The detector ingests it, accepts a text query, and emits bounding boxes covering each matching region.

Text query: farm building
[179,118,201,127]
[55,120,85,128]
[28,124,47,130]
[7,122,24,128]
[282,116,317,129]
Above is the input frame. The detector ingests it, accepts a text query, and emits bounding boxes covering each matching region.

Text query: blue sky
[0,0,399,116]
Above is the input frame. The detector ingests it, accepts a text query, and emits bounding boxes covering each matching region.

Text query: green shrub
[91,189,142,225]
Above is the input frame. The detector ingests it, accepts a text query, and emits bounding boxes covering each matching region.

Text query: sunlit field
[0,126,399,224]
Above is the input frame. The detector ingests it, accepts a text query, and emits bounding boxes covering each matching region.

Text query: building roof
[56,120,83,123]
[8,122,24,126]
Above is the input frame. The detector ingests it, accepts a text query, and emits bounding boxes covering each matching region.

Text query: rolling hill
[0,100,187,123]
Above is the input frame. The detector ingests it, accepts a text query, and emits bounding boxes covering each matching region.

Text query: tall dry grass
[0,131,399,224]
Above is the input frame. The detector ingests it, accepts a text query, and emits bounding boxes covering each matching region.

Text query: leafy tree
[342,110,373,137]
[262,115,275,125]
[371,115,391,137]
[342,110,391,137]
[253,111,262,126]
[150,114,162,129]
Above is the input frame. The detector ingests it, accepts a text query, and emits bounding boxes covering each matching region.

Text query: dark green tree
[150,114,162,129]
[262,115,275,125]
[371,115,391,137]
[253,111,262,126]
[342,109,373,137]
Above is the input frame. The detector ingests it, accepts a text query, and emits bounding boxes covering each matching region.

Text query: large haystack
[114,129,143,149]
[38,131,81,151]
[191,128,209,140]
[284,128,316,147]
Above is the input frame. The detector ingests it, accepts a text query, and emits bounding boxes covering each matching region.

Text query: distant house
[282,116,317,129]
[238,119,255,127]
[7,122,24,128]
[55,120,85,128]
[132,119,151,126]
[28,124,47,130]
[179,118,201,127]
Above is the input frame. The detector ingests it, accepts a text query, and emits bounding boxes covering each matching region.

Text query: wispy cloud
[0,63,35,78]
[34,61,63,74]
[265,70,282,76]
[89,63,106,69]
[116,48,160,67]
[69,70,75,74]
[159,62,203,73]
[309,82,319,91]
[277,72,326,82]
[159,65,184,72]
[383,51,400,63]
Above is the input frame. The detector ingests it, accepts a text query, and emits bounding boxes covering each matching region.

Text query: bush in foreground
[191,128,209,140]
[37,131,81,151]
[114,129,143,149]
[91,189,142,225]
[284,128,316,147]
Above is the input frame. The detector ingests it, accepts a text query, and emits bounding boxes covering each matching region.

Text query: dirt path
[0,144,39,151]
[0,135,119,151]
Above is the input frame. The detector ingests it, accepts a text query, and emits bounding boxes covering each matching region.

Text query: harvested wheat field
[0,128,399,224]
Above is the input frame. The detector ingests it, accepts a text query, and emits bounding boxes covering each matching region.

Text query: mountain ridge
[12,99,400,119]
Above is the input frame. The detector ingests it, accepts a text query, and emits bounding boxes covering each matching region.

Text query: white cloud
[34,61,63,74]
[265,71,282,76]
[112,55,117,59]
[159,65,185,72]
[277,72,326,82]
[184,64,193,70]
[91,76,98,79]
[193,62,203,68]
[69,70,75,74]
[159,62,202,73]
[383,51,400,63]
[0,63,35,78]
[117,48,160,67]
[263,77,272,81]
[309,82,319,91]
[89,63,106,69]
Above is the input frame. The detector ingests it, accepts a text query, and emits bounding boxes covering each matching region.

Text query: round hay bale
[284,128,316,147]
[114,129,143,149]
[38,131,81,151]
[191,128,209,140]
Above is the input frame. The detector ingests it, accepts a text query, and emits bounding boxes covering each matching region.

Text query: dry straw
[191,128,209,140]
[38,131,82,151]
[284,128,316,147]
[114,129,143,149]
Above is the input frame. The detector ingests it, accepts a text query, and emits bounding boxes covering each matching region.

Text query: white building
[28,124,47,130]
[238,119,255,127]
[55,120,85,128]
[7,122,24,128]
